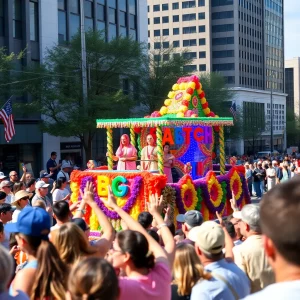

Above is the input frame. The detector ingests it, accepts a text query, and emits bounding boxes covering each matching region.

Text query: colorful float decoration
[70,75,251,230]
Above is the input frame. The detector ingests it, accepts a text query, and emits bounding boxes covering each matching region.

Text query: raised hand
[83,181,95,206]
[101,186,118,210]
[147,193,163,216]
[230,191,238,212]
[216,211,225,227]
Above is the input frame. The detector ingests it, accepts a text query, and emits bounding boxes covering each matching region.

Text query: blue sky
[285,0,300,59]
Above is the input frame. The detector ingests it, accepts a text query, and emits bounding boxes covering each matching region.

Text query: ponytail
[31,240,68,300]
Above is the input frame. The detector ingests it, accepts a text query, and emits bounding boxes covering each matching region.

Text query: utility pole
[270,80,273,153]
[80,0,89,164]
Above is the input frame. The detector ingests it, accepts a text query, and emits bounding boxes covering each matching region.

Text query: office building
[148,0,286,154]
[285,57,300,117]
[0,0,147,175]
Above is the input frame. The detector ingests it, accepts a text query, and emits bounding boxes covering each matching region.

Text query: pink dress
[119,262,171,300]
[164,154,174,183]
[116,145,137,170]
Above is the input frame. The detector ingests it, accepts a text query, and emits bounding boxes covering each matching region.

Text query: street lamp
[270,81,273,153]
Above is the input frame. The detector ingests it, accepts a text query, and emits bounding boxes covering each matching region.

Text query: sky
[284,0,300,59]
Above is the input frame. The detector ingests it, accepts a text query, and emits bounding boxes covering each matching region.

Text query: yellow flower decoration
[207,173,223,207]
[181,178,198,211]
[230,170,243,200]
[70,182,79,204]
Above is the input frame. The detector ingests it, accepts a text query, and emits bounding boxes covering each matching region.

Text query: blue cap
[6,206,51,239]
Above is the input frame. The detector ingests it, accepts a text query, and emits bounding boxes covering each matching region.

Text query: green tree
[17,31,145,160]
[286,108,300,147]
[135,42,193,114]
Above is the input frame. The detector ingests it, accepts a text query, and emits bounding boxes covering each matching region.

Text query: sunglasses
[20,197,29,201]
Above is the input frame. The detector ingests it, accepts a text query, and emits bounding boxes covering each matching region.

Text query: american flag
[229,101,237,120]
[0,98,15,142]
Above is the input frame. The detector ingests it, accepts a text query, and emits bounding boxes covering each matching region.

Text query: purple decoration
[80,176,143,220]
[169,183,185,214]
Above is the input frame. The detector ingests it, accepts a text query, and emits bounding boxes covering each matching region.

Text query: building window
[199,25,205,32]
[162,3,168,11]
[163,41,169,48]
[0,0,3,36]
[70,0,79,14]
[183,39,197,46]
[163,29,169,36]
[172,2,179,9]
[212,0,233,6]
[154,42,160,49]
[119,0,127,11]
[130,14,136,29]
[212,37,234,45]
[173,28,179,35]
[199,51,206,58]
[162,16,169,23]
[182,1,196,9]
[120,11,127,27]
[173,40,180,47]
[97,3,105,21]
[129,0,136,14]
[183,65,197,72]
[13,0,23,39]
[212,24,234,32]
[199,38,206,45]
[70,13,80,39]
[30,1,38,41]
[212,10,234,19]
[108,8,116,24]
[153,4,160,12]
[198,12,205,19]
[212,50,234,58]
[58,0,65,10]
[198,0,205,6]
[212,63,235,71]
[154,17,160,24]
[85,0,93,18]
[199,64,206,71]
[163,54,169,61]
[108,24,117,41]
[58,4,67,43]
[183,26,196,34]
[183,52,197,59]
[182,13,196,21]
[173,15,179,22]
[154,29,160,36]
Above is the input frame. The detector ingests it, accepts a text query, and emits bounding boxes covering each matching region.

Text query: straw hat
[11,190,33,206]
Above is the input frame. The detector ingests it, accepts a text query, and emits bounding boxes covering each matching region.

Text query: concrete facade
[228,87,287,154]
[285,57,300,117]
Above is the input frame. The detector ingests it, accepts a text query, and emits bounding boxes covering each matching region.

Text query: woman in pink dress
[163,143,175,183]
[113,134,137,170]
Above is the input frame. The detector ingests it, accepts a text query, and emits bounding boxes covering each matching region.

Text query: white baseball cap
[0,172,7,179]
[35,181,50,189]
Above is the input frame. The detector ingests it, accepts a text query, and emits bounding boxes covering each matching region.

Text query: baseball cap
[35,181,50,189]
[233,204,260,231]
[189,221,225,254]
[72,218,89,232]
[0,172,7,179]
[40,172,51,179]
[0,180,12,189]
[176,210,203,227]
[5,206,51,239]
[62,163,72,169]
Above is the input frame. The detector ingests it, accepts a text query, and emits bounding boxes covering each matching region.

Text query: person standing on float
[112,134,137,171]
[141,134,158,171]
[163,143,175,183]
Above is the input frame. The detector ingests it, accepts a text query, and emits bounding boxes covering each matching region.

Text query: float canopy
[96,116,233,129]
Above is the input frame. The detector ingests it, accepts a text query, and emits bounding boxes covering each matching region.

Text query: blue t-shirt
[46,158,58,179]
[191,259,250,300]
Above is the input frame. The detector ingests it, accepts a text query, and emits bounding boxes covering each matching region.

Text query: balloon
[203,108,210,115]
[183,94,192,101]
[186,87,194,95]
[200,97,207,104]
[202,102,208,109]
[172,84,179,91]
[164,99,172,106]
[187,82,196,89]
[168,91,175,99]
[179,105,188,113]
[199,91,205,99]
[134,127,142,134]
[179,82,186,90]
[176,112,185,118]
[182,100,189,106]
[160,106,168,115]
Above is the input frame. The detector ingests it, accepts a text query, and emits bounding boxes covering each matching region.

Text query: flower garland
[180,177,198,211]
[80,176,143,220]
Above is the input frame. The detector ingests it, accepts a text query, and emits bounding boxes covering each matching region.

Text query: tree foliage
[286,107,300,147]
[17,31,145,159]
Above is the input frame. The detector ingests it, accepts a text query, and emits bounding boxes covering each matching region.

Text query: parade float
[70,75,250,230]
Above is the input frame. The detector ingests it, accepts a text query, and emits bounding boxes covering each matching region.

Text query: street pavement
[250,195,262,205]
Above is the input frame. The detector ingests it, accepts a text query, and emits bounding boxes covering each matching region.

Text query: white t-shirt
[12,209,21,223]
[52,188,69,204]
[242,280,300,300]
